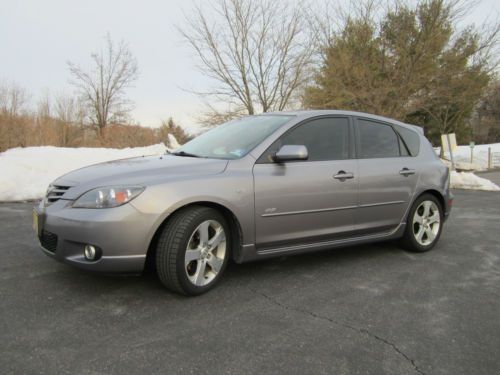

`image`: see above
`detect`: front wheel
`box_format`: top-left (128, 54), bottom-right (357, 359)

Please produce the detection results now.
top-left (401, 194), bottom-right (443, 252)
top-left (156, 206), bottom-right (230, 295)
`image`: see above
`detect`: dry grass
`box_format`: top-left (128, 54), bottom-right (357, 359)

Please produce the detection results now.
top-left (0, 113), bottom-right (186, 152)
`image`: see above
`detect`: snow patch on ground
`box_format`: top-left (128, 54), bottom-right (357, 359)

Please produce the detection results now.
top-left (0, 144), bottom-right (167, 201)
top-left (450, 171), bottom-right (500, 191)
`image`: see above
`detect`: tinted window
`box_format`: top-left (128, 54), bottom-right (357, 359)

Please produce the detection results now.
top-left (258, 117), bottom-right (349, 162)
top-left (357, 119), bottom-right (400, 158)
top-left (396, 125), bottom-right (420, 156)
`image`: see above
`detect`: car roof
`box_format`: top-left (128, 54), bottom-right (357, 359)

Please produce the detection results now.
top-left (261, 110), bottom-right (424, 134)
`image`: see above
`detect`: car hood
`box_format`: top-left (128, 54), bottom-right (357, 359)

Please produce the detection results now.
top-left (53, 155), bottom-right (228, 200)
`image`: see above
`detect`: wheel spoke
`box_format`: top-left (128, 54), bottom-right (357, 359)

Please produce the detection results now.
top-left (423, 201), bottom-right (431, 218)
top-left (207, 256), bottom-right (223, 273)
top-left (425, 227), bottom-right (436, 242)
top-left (185, 249), bottom-right (202, 263)
top-left (209, 228), bottom-right (226, 248)
top-left (428, 212), bottom-right (440, 224)
top-left (415, 226), bottom-right (425, 243)
top-left (413, 213), bottom-right (423, 224)
top-left (198, 221), bottom-right (210, 245)
top-left (194, 260), bottom-right (207, 285)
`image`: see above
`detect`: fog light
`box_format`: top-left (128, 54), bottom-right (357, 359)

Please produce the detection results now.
top-left (84, 245), bottom-right (97, 260)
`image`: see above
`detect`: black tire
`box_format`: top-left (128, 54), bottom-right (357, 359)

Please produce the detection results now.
top-left (156, 206), bottom-right (230, 296)
top-left (401, 193), bottom-right (443, 253)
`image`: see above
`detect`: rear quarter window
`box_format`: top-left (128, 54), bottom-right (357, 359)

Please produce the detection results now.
top-left (396, 126), bottom-right (420, 156)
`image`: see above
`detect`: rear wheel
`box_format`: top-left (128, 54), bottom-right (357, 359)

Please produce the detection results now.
top-left (401, 194), bottom-right (443, 252)
top-left (156, 206), bottom-right (230, 295)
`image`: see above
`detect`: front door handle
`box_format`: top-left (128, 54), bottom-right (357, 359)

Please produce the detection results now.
top-left (399, 168), bottom-right (416, 176)
top-left (333, 170), bottom-right (354, 180)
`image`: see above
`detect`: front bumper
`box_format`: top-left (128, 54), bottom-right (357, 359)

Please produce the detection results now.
top-left (34, 200), bottom-right (157, 273)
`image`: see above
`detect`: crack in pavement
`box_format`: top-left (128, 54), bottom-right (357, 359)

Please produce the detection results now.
top-left (250, 288), bottom-right (426, 375)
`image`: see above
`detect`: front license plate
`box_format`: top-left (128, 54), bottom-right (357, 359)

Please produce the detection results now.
top-left (33, 210), bottom-right (39, 234)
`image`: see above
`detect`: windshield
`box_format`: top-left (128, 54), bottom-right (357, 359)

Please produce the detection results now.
top-left (175, 115), bottom-right (294, 159)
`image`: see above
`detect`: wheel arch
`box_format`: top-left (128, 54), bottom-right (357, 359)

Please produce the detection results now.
top-left (402, 188), bottom-right (446, 226)
top-left (145, 201), bottom-right (244, 270)
top-left (417, 189), bottom-right (446, 212)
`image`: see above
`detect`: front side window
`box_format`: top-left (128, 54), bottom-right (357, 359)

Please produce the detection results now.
top-left (258, 117), bottom-right (350, 163)
top-left (175, 115), bottom-right (294, 160)
top-left (357, 119), bottom-right (400, 158)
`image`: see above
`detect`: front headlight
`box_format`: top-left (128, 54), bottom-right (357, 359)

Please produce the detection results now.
top-left (72, 186), bottom-right (145, 208)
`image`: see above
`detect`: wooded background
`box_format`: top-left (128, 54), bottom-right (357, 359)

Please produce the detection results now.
top-left (1, 0), bottom-right (498, 152)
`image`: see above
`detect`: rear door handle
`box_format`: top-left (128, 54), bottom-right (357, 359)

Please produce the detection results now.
top-left (333, 170), bottom-right (354, 180)
top-left (399, 168), bottom-right (416, 176)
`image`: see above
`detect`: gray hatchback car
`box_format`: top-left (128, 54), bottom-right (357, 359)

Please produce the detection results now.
top-left (34, 110), bottom-right (452, 295)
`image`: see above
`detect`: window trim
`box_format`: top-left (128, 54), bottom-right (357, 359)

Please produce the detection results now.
top-left (353, 117), bottom-right (412, 159)
top-left (255, 115), bottom-right (354, 164)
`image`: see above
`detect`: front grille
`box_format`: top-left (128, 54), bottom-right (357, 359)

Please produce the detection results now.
top-left (46, 185), bottom-right (71, 204)
top-left (39, 230), bottom-right (58, 253)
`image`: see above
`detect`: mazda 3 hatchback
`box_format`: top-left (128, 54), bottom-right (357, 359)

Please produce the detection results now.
top-left (34, 110), bottom-right (452, 295)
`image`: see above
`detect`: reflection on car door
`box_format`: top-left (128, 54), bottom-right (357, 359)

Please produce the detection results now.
top-left (253, 117), bottom-right (359, 250)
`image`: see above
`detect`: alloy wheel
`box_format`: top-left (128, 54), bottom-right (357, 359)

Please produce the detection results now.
top-left (412, 200), bottom-right (441, 246)
top-left (185, 220), bottom-right (226, 286)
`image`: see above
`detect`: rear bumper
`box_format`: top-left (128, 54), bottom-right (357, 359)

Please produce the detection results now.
top-left (34, 200), bottom-right (156, 273)
top-left (444, 191), bottom-right (453, 221)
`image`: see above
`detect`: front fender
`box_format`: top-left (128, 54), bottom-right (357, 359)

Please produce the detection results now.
top-left (130, 171), bottom-right (255, 250)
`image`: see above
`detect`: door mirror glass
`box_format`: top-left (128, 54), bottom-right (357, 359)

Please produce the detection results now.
top-left (273, 145), bottom-right (308, 162)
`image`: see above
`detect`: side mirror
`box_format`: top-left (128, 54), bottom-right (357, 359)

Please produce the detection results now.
top-left (273, 145), bottom-right (308, 163)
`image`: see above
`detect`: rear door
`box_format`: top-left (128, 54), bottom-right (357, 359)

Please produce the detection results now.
top-left (354, 118), bottom-right (419, 234)
top-left (253, 116), bottom-right (358, 249)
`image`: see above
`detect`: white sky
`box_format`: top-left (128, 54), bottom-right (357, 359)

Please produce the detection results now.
top-left (1, 0), bottom-right (498, 133)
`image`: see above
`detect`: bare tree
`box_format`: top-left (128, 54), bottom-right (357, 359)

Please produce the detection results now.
top-left (36, 90), bottom-right (52, 120)
top-left (68, 34), bottom-right (139, 135)
top-left (180, 0), bottom-right (315, 123)
top-left (54, 92), bottom-right (85, 125)
top-left (0, 81), bottom-right (31, 117)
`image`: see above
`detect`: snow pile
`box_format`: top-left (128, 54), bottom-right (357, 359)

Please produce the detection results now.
top-left (0, 144), bottom-right (167, 201)
top-left (450, 171), bottom-right (500, 191)
top-left (438, 143), bottom-right (500, 171)
top-left (167, 134), bottom-right (181, 150)
top-left (440, 158), bottom-right (484, 172)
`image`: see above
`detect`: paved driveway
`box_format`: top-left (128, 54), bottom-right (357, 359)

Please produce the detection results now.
top-left (1, 189), bottom-right (499, 375)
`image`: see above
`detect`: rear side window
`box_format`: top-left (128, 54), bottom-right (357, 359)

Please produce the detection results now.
top-left (396, 125), bottom-right (420, 156)
top-left (258, 117), bottom-right (350, 163)
top-left (357, 119), bottom-right (400, 158)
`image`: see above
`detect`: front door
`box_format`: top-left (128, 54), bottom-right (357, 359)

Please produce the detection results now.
top-left (253, 117), bottom-right (358, 249)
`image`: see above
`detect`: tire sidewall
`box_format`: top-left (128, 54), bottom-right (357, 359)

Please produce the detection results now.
top-left (176, 209), bottom-right (231, 295)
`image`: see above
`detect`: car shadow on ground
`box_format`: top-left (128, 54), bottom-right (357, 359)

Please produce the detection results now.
top-left (42, 240), bottom-right (409, 298)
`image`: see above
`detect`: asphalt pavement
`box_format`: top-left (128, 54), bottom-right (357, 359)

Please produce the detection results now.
top-left (1, 186), bottom-right (499, 375)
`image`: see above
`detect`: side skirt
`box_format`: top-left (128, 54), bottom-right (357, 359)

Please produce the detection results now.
top-left (236, 223), bottom-right (406, 263)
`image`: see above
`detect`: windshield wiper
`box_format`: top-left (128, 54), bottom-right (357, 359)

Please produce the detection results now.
top-left (171, 150), bottom-right (201, 158)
